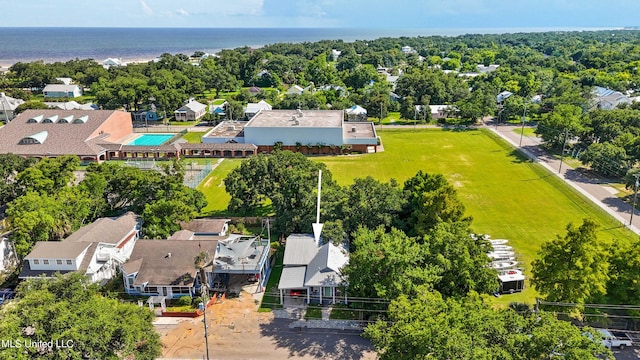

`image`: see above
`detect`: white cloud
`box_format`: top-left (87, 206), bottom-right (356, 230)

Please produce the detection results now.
top-left (176, 8), bottom-right (189, 16)
top-left (139, 0), bottom-right (153, 15)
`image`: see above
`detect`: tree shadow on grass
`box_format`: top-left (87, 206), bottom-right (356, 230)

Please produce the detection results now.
top-left (259, 318), bottom-right (375, 360)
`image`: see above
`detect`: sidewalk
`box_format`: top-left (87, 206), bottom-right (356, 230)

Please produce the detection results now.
top-left (487, 123), bottom-right (640, 236)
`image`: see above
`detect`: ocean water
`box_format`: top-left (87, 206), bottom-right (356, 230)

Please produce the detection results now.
top-left (0, 27), bottom-right (613, 65)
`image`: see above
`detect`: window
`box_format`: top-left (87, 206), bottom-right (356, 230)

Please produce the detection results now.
top-left (33, 259), bottom-right (40, 265)
top-left (43, 259), bottom-right (49, 265)
top-left (56, 260), bottom-right (62, 265)
top-left (66, 260), bottom-right (72, 265)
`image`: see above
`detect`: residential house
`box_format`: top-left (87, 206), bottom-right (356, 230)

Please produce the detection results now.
top-left (277, 234), bottom-right (348, 305)
top-left (174, 99), bottom-right (207, 121)
top-left (245, 100), bottom-right (272, 119)
top-left (45, 101), bottom-right (97, 111)
top-left (212, 235), bottom-right (271, 291)
top-left (497, 91), bottom-right (513, 103)
top-left (121, 240), bottom-right (217, 298)
top-left (594, 86), bottom-right (630, 110)
top-left (401, 45), bottom-right (415, 54)
top-left (345, 105), bottom-right (368, 122)
top-left (209, 101), bottom-right (228, 118)
top-left (103, 58), bottom-right (124, 69)
top-left (331, 49), bottom-right (342, 61)
top-left (55, 77), bottom-right (73, 85)
top-left (0, 92), bottom-right (25, 122)
top-left (133, 109), bottom-right (161, 122)
top-left (19, 212), bottom-right (140, 284)
top-left (181, 218), bottom-right (231, 237)
top-left (43, 84), bottom-right (82, 98)
top-left (287, 85), bottom-right (305, 95)
top-left (477, 64), bottom-right (500, 74)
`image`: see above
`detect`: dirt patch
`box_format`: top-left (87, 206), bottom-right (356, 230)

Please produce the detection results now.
top-left (157, 290), bottom-right (378, 360)
top-left (159, 291), bottom-right (272, 359)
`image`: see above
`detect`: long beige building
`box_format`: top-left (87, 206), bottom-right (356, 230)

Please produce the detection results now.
top-left (0, 109), bottom-right (133, 162)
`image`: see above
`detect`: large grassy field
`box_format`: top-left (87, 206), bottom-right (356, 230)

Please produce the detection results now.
top-left (199, 128), bottom-right (635, 304)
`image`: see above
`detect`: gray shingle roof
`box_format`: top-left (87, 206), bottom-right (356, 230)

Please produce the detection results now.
top-left (65, 212), bottom-right (138, 245)
top-left (25, 241), bottom-right (91, 259)
top-left (181, 219), bottom-right (230, 234)
top-left (124, 240), bottom-right (217, 286)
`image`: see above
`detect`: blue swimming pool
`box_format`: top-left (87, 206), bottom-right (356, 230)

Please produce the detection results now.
top-left (126, 134), bottom-right (174, 146)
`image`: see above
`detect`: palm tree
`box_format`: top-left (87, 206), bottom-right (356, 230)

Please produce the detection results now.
top-left (194, 251), bottom-right (212, 301)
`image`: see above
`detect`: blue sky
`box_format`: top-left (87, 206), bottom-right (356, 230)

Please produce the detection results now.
top-left (1, 0), bottom-right (639, 28)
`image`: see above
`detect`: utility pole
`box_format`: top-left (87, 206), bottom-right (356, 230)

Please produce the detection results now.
top-left (630, 174), bottom-right (640, 226)
top-left (558, 128), bottom-right (569, 174)
top-left (519, 100), bottom-right (528, 147)
top-left (200, 297), bottom-right (210, 360)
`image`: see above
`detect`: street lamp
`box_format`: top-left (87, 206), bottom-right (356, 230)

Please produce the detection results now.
top-left (630, 175), bottom-right (640, 226)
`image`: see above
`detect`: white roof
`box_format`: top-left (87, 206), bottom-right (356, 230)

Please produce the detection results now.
top-left (498, 270), bottom-right (525, 282)
top-left (0, 92), bottom-right (24, 111)
top-left (45, 101), bottom-right (96, 110)
top-left (176, 100), bottom-right (206, 113)
top-left (245, 100), bottom-right (272, 113)
top-left (43, 84), bottom-right (80, 93)
top-left (278, 266), bottom-right (307, 289)
top-left (287, 85), bottom-right (304, 94)
top-left (56, 77), bottom-right (73, 85)
top-left (346, 105), bottom-right (367, 115)
top-left (304, 243), bottom-right (348, 287)
top-left (103, 58), bottom-right (123, 66)
top-left (282, 234), bottom-right (318, 266)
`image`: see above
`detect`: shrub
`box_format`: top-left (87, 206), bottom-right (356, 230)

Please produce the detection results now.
top-left (192, 296), bottom-right (203, 308)
top-left (175, 296), bottom-right (192, 307)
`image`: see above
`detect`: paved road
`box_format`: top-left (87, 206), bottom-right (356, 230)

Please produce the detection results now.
top-left (487, 121), bottom-right (640, 236)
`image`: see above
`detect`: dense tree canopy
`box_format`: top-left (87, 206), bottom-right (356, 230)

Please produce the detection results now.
top-left (0, 273), bottom-right (161, 359)
top-left (365, 289), bottom-right (611, 360)
top-left (4, 157), bottom-right (206, 256)
top-left (531, 219), bottom-right (610, 304)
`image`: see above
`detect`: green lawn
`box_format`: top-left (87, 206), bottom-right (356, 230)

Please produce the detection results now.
top-left (197, 159), bottom-right (240, 216)
top-left (305, 306), bottom-right (322, 319)
top-left (181, 131), bottom-right (204, 143)
top-left (316, 128), bottom-right (635, 304)
top-left (512, 127), bottom-right (537, 138)
top-left (198, 128), bottom-right (635, 304)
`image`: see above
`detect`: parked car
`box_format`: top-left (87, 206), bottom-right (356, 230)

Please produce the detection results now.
top-left (0, 288), bottom-right (15, 306)
top-left (597, 329), bottom-right (633, 349)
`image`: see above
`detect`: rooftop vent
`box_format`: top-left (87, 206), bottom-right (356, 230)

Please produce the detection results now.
top-left (42, 115), bottom-right (58, 123)
top-left (166, 252), bottom-right (172, 258)
top-left (296, 108), bottom-right (304, 117)
top-left (27, 115), bottom-right (43, 123)
top-left (72, 115), bottom-right (88, 124)
top-left (58, 115), bottom-right (73, 123)
top-left (291, 115), bottom-right (297, 121)
top-left (351, 126), bottom-right (356, 133)
top-left (294, 120), bottom-right (300, 125)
